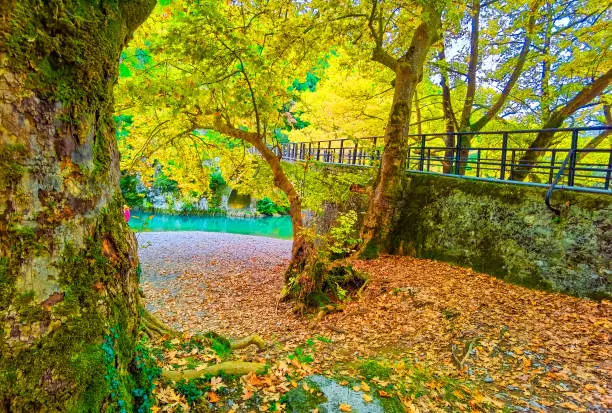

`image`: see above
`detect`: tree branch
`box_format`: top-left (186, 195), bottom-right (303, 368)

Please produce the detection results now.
top-left (471, 10), bottom-right (536, 132)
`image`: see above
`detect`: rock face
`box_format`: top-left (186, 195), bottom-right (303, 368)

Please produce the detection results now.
top-left (0, 0), bottom-right (155, 410)
top-left (126, 172), bottom-right (260, 215)
top-left (390, 172), bottom-right (612, 298)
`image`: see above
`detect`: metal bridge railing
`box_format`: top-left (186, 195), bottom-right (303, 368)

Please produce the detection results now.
top-left (275, 126), bottom-right (612, 193)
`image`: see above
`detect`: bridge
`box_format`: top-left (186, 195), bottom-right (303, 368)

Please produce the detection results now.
top-left (275, 126), bottom-right (612, 195)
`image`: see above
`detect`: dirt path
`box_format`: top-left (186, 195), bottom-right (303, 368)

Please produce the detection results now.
top-left (138, 232), bottom-right (611, 412)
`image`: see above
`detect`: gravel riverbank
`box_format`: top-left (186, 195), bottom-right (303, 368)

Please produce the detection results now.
top-left (137, 231), bottom-right (301, 338)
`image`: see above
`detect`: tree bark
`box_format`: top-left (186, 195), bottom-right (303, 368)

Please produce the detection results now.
top-left (510, 68), bottom-right (612, 181)
top-left (0, 0), bottom-right (154, 410)
top-left (360, 8), bottom-right (441, 257)
top-left (210, 119), bottom-right (309, 272)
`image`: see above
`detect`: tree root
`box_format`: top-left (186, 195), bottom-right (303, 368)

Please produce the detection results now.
top-left (162, 361), bottom-right (266, 381)
top-left (142, 310), bottom-right (177, 339)
top-left (230, 334), bottom-right (265, 350)
top-left (313, 303), bottom-right (344, 323)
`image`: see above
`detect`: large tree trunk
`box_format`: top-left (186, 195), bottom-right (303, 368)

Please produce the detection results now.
top-left (0, 0), bottom-right (154, 411)
top-left (360, 10), bottom-right (441, 257)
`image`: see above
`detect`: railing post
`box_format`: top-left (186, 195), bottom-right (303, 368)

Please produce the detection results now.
top-left (427, 148), bottom-right (431, 172)
top-left (476, 149), bottom-right (481, 177)
top-left (454, 133), bottom-right (462, 174)
top-left (510, 149), bottom-right (516, 178)
top-left (548, 150), bottom-right (556, 184)
top-left (605, 150), bottom-right (612, 190)
top-left (419, 134), bottom-right (426, 171)
top-left (327, 141), bottom-right (332, 162)
top-left (339, 139), bottom-right (344, 164)
top-left (407, 147), bottom-right (411, 169)
top-left (371, 137), bottom-right (377, 165)
top-left (500, 132), bottom-right (508, 180)
top-left (316, 141), bottom-right (321, 161)
top-left (567, 129), bottom-right (579, 187)
top-left (307, 142), bottom-right (312, 161)
top-left (352, 141), bottom-right (358, 165)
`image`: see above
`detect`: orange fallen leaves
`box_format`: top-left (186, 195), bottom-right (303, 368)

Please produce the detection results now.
top-left (338, 403), bottom-right (352, 412)
top-left (207, 391), bottom-right (220, 403)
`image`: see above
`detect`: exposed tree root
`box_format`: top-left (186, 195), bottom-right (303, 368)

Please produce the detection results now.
top-left (230, 334), bottom-right (266, 350)
top-left (313, 304), bottom-right (345, 323)
top-left (142, 310), bottom-right (177, 339)
top-left (324, 324), bottom-right (348, 335)
top-left (162, 362), bottom-right (266, 381)
top-left (283, 257), bottom-right (368, 311)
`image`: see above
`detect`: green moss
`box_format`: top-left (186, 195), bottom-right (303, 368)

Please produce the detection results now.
top-left (359, 239), bottom-right (380, 260)
top-left (0, 199), bottom-right (141, 411)
top-left (359, 360), bottom-right (392, 380)
top-left (388, 172), bottom-right (612, 298)
top-left (0, 144), bottom-right (27, 187)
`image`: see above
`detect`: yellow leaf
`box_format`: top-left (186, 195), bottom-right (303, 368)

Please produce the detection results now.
top-left (339, 403), bottom-right (352, 412)
top-left (360, 382), bottom-right (370, 392)
top-left (362, 394), bottom-right (373, 403)
top-left (352, 385), bottom-right (361, 392)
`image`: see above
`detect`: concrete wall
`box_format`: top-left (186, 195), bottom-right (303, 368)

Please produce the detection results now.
top-left (390, 172), bottom-right (611, 299)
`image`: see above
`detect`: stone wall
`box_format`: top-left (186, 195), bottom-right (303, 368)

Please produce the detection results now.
top-left (390, 172), bottom-right (611, 299)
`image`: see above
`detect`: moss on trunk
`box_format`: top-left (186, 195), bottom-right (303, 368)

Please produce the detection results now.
top-left (0, 0), bottom-right (155, 410)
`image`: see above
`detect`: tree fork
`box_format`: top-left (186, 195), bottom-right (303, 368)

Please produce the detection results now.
top-left (360, 6), bottom-right (442, 256)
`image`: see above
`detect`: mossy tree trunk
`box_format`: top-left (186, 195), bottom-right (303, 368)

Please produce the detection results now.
top-left (360, 7), bottom-right (441, 257)
top-left (0, 0), bottom-right (154, 411)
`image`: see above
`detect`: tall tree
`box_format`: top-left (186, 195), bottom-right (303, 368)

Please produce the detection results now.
top-left (359, 1), bottom-right (443, 256)
top-left (0, 0), bottom-right (154, 410)
top-left (115, 0), bottom-right (334, 298)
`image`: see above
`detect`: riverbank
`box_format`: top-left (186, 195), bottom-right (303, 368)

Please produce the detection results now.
top-left (138, 232), bottom-right (611, 411)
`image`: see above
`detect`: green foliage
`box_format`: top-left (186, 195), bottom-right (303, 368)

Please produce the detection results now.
top-left (328, 210), bottom-right (360, 257)
top-left (153, 171), bottom-right (179, 194)
top-left (288, 344), bottom-right (315, 365)
top-left (256, 197), bottom-right (289, 216)
top-left (209, 170), bottom-right (226, 191)
top-left (175, 380), bottom-right (204, 405)
top-left (132, 336), bottom-right (163, 413)
top-left (211, 338), bottom-right (232, 360)
top-left (120, 174), bottom-right (144, 207)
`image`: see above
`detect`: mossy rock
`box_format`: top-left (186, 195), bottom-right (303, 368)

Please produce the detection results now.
top-left (284, 375), bottom-right (404, 413)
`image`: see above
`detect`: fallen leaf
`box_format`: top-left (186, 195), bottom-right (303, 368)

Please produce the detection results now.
top-left (339, 403), bottom-right (352, 412)
top-left (362, 394), bottom-right (373, 403)
top-left (207, 391), bottom-right (220, 403)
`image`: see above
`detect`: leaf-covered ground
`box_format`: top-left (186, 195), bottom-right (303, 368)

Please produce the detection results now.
top-left (138, 232), bottom-right (611, 412)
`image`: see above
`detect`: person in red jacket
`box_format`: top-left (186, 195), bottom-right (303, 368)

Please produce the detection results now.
top-left (123, 204), bottom-right (131, 222)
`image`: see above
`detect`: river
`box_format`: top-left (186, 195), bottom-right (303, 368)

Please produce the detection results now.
top-left (128, 212), bottom-right (293, 239)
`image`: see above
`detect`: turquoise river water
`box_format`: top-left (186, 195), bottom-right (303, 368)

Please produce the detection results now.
top-left (128, 213), bottom-right (293, 239)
